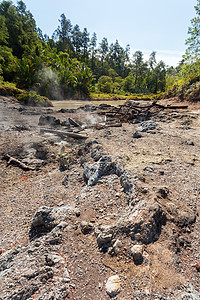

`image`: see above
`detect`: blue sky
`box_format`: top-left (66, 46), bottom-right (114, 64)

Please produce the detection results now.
top-left (12, 0), bottom-right (197, 66)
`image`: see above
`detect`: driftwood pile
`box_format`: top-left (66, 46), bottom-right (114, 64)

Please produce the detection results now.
top-left (98, 100), bottom-right (188, 124)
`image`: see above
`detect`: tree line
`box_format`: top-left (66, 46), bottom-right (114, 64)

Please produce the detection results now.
top-left (0, 0), bottom-right (199, 99)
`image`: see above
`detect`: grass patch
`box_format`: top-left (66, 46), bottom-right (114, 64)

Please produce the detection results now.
top-left (90, 92), bottom-right (156, 101)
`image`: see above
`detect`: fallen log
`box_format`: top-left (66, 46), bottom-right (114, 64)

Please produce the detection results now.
top-left (5, 155), bottom-right (35, 171)
top-left (95, 123), bottom-right (122, 130)
top-left (40, 128), bottom-right (88, 139)
top-left (162, 104), bottom-right (188, 109)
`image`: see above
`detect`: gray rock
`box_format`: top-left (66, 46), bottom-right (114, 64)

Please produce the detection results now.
top-left (30, 206), bottom-right (56, 238)
top-left (0, 240), bottom-right (69, 300)
top-left (136, 120), bottom-right (157, 132)
top-left (176, 284), bottom-right (200, 300)
top-left (29, 205), bottom-right (77, 238)
top-left (113, 239), bottom-right (122, 255)
top-left (130, 244), bottom-right (144, 264)
top-left (133, 131), bottom-right (142, 138)
top-left (38, 115), bottom-right (60, 127)
top-left (90, 145), bottom-right (105, 161)
top-left (96, 200), bottom-right (166, 250)
top-left (120, 170), bottom-right (135, 195)
top-left (97, 232), bottom-right (113, 245)
top-left (83, 155), bottom-right (113, 186)
top-left (116, 200), bottom-right (166, 244)
top-left (80, 221), bottom-right (94, 234)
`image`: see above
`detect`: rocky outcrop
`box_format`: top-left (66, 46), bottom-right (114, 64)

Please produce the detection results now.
top-left (96, 200), bottom-right (166, 252)
top-left (29, 205), bottom-right (79, 239)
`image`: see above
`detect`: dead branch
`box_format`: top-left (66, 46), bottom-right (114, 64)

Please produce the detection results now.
top-left (5, 155), bottom-right (35, 171)
top-left (95, 123), bottom-right (122, 130)
top-left (68, 117), bottom-right (81, 127)
top-left (40, 128), bottom-right (88, 139)
top-left (97, 100), bottom-right (188, 124)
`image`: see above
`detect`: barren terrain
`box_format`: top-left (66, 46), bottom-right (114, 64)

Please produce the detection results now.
top-left (0, 96), bottom-right (199, 299)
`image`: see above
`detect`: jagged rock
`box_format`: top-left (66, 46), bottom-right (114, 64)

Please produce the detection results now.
top-left (90, 144), bottom-right (105, 161)
top-left (130, 244), bottom-right (144, 264)
top-left (176, 284), bottom-right (200, 300)
top-left (116, 200), bottom-right (166, 244)
top-left (157, 187), bottom-right (169, 199)
top-left (96, 201), bottom-right (166, 251)
top-left (112, 239), bottom-right (122, 255)
top-left (83, 155), bottom-right (113, 186)
top-left (176, 210), bottom-right (196, 228)
top-left (120, 170), bottom-right (135, 195)
top-left (80, 221), bottom-right (94, 234)
top-left (97, 232), bottom-right (113, 246)
top-left (29, 205), bottom-right (78, 238)
top-left (38, 115), bottom-right (60, 127)
top-left (0, 241), bottom-right (69, 300)
top-left (165, 203), bottom-right (197, 228)
top-left (106, 275), bottom-right (121, 297)
top-left (30, 206), bottom-right (56, 238)
top-left (133, 131), bottom-right (142, 138)
top-left (136, 120), bottom-right (157, 132)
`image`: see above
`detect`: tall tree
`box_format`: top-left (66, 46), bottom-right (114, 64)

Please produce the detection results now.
top-left (99, 37), bottom-right (108, 71)
top-left (131, 51), bottom-right (147, 91)
top-left (89, 32), bottom-right (97, 71)
top-left (81, 28), bottom-right (90, 62)
top-left (147, 52), bottom-right (166, 93)
top-left (0, 0), bottom-right (40, 58)
top-left (54, 13), bottom-right (72, 53)
top-left (185, 0), bottom-right (200, 60)
top-left (71, 24), bottom-right (82, 55)
top-left (17, 0), bottom-right (26, 14)
top-left (148, 51), bottom-right (157, 69)
top-left (0, 15), bottom-right (9, 45)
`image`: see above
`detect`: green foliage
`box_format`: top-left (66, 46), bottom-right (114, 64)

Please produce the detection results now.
top-left (17, 91), bottom-right (53, 106)
top-left (0, 14), bottom-right (9, 45)
top-left (164, 2), bottom-right (200, 101)
top-left (0, 82), bottom-right (23, 96)
top-left (164, 74), bottom-right (200, 102)
top-left (0, 45), bottom-right (15, 81)
top-left (91, 91), bottom-right (155, 100)
top-left (0, 82), bottom-right (53, 106)
top-left (97, 76), bottom-right (113, 93)
top-left (0, 0), bottom-right (40, 58)
top-left (185, 0), bottom-right (200, 61)
top-left (122, 72), bottom-right (134, 92)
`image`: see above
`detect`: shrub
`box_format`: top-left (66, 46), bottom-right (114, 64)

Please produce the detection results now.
top-left (17, 91), bottom-right (53, 107)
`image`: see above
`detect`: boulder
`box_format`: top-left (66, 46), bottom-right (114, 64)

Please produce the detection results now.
top-left (96, 200), bottom-right (166, 250)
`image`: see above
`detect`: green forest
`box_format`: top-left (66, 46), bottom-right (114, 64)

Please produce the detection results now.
top-left (0, 0), bottom-right (200, 103)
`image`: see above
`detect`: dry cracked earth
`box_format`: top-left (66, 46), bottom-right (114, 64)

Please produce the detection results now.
top-left (0, 96), bottom-right (200, 300)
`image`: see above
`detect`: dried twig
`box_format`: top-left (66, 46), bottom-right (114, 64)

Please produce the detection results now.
top-left (5, 154), bottom-right (35, 171)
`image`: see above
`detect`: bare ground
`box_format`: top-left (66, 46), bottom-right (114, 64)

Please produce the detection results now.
top-left (0, 96), bottom-right (200, 299)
